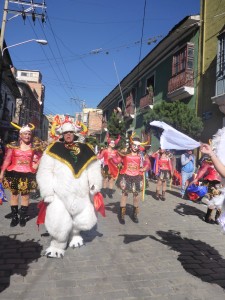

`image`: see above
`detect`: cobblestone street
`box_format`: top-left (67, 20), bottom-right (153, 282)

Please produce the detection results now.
top-left (0, 181), bottom-right (225, 300)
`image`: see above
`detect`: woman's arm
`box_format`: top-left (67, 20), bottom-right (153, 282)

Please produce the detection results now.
top-left (0, 148), bottom-right (12, 182)
top-left (200, 143), bottom-right (225, 178)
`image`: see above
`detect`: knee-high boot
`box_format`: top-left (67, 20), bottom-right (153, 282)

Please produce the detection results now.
top-left (108, 188), bottom-right (114, 199)
top-left (132, 206), bottom-right (139, 223)
top-left (20, 206), bottom-right (29, 227)
top-left (205, 208), bottom-right (213, 223)
top-left (10, 205), bottom-right (19, 227)
top-left (118, 207), bottom-right (126, 225)
top-left (215, 209), bottom-right (222, 225)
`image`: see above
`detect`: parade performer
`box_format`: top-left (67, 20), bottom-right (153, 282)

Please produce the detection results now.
top-left (0, 123), bottom-right (42, 227)
top-left (189, 155), bottom-right (222, 223)
top-left (115, 133), bottom-right (150, 224)
top-left (97, 133), bottom-right (120, 198)
top-left (151, 148), bottom-right (173, 201)
top-left (36, 120), bottom-right (103, 258)
top-left (199, 128), bottom-right (225, 228)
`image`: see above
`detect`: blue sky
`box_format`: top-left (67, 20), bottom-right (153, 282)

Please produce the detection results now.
top-left (0, 0), bottom-right (200, 116)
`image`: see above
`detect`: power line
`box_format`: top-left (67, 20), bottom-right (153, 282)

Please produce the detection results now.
top-left (44, 13), bottom-right (79, 99)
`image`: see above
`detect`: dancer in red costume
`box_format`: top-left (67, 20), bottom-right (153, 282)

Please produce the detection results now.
top-left (189, 155), bottom-right (222, 224)
top-left (115, 134), bottom-right (150, 224)
top-left (0, 123), bottom-right (42, 227)
top-left (97, 133), bottom-right (120, 198)
top-left (151, 148), bottom-right (173, 201)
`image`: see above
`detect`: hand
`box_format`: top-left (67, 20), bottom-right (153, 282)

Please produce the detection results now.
top-left (90, 184), bottom-right (100, 195)
top-left (44, 195), bottom-right (54, 203)
top-left (189, 179), bottom-right (197, 186)
top-left (200, 143), bottom-right (213, 156)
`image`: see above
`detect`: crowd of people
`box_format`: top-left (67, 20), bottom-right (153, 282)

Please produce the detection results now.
top-left (0, 117), bottom-right (225, 258)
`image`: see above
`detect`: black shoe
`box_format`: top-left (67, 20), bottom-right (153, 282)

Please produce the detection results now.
top-left (10, 216), bottom-right (19, 227)
top-left (118, 216), bottom-right (125, 225)
top-left (132, 216), bottom-right (139, 223)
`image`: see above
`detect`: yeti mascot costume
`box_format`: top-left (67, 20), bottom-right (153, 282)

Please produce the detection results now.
top-left (36, 120), bottom-right (103, 258)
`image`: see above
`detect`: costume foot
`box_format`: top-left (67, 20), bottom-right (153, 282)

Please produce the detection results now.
top-left (69, 236), bottom-right (84, 248)
top-left (45, 246), bottom-right (65, 258)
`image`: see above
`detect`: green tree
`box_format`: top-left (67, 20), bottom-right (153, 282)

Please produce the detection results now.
top-left (144, 101), bottom-right (203, 139)
top-left (107, 112), bottom-right (126, 148)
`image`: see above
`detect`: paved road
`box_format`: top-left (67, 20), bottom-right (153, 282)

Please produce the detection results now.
top-left (0, 182), bottom-right (225, 300)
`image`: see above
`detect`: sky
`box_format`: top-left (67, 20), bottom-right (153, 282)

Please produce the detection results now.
top-left (0, 0), bottom-right (200, 117)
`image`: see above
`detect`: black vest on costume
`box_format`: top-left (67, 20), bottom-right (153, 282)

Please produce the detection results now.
top-left (46, 142), bottom-right (97, 178)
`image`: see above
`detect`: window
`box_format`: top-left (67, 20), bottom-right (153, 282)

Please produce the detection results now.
top-left (172, 43), bottom-right (194, 76)
top-left (104, 110), bottom-right (109, 121)
top-left (216, 31), bottom-right (225, 96)
top-left (218, 33), bottom-right (225, 77)
top-left (21, 72), bottom-right (28, 77)
top-left (146, 76), bottom-right (154, 95)
top-left (118, 100), bottom-right (123, 111)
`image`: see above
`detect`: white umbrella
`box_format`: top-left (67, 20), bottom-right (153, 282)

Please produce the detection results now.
top-left (150, 120), bottom-right (200, 150)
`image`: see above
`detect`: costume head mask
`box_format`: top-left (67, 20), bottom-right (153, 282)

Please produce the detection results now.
top-left (11, 122), bottom-right (35, 134)
top-left (61, 122), bottom-right (76, 134)
top-left (129, 132), bottom-right (148, 152)
top-left (106, 133), bottom-right (121, 148)
top-left (56, 116), bottom-right (88, 143)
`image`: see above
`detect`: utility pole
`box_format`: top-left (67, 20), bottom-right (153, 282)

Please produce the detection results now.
top-left (0, 0), bottom-right (47, 51)
top-left (70, 97), bottom-right (87, 122)
top-left (0, 0), bottom-right (9, 52)
top-left (0, 0), bottom-right (47, 108)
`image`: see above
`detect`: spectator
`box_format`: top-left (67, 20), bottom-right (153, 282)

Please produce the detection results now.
top-left (180, 149), bottom-right (196, 198)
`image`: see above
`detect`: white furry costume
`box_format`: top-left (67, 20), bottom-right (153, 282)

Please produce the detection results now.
top-left (207, 127), bottom-right (225, 228)
top-left (36, 141), bottom-right (102, 258)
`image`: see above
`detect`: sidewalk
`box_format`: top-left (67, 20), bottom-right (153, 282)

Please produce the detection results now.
top-left (0, 182), bottom-right (225, 300)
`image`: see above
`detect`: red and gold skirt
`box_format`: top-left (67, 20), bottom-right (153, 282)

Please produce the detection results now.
top-left (3, 171), bottom-right (37, 195)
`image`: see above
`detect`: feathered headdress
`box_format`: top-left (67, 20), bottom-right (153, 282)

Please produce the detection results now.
top-left (211, 127), bottom-right (225, 166)
top-left (49, 115), bottom-right (88, 140)
top-left (49, 115), bottom-right (62, 140)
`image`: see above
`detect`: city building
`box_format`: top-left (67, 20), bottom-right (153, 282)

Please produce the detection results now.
top-left (197, 0), bottom-right (225, 141)
top-left (0, 46), bottom-right (21, 142)
top-left (97, 15), bottom-right (200, 150)
top-left (16, 69), bottom-right (45, 139)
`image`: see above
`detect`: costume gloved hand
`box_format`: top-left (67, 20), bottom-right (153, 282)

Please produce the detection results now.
top-left (90, 184), bottom-right (100, 195)
top-left (44, 195), bottom-right (54, 203)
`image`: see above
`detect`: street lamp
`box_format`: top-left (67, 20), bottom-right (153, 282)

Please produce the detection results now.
top-left (1, 39), bottom-right (48, 57)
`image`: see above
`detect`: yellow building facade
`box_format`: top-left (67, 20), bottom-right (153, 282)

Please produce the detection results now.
top-left (198, 0), bottom-right (225, 141)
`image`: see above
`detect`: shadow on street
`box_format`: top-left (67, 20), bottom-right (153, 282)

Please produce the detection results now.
top-left (174, 202), bottom-right (206, 221)
top-left (119, 234), bottom-right (150, 244)
top-left (149, 230), bottom-right (225, 289)
top-left (0, 235), bottom-right (42, 293)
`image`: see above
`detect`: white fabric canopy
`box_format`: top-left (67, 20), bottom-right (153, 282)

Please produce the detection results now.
top-left (150, 120), bottom-right (200, 150)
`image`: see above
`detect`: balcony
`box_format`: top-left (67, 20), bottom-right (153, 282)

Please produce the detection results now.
top-left (211, 93), bottom-right (225, 114)
top-left (139, 94), bottom-right (153, 109)
top-left (167, 69), bottom-right (194, 101)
